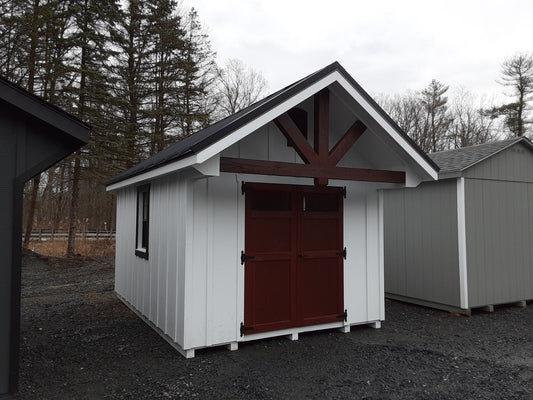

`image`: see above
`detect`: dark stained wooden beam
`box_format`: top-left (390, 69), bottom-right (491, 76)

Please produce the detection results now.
top-left (314, 88), bottom-right (329, 162)
top-left (327, 120), bottom-right (367, 166)
top-left (314, 89), bottom-right (330, 185)
top-left (220, 157), bottom-right (406, 184)
top-left (274, 114), bottom-right (319, 165)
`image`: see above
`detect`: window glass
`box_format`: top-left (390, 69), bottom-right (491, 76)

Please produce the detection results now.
top-left (135, 185), bottom-right (150, 259)
top-left (250, 190), bottom-right (292, 211)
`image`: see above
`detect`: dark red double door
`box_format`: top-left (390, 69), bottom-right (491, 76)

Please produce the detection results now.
top-left (243, 183), bottom-right (344, 335)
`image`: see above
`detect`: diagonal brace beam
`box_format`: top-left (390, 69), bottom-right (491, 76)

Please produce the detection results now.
top-left (274, 113), bottom-right (319, 165)
top-left (327, 120), bottom-right (367, 166)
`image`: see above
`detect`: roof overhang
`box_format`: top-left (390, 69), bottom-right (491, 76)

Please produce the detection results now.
top-left (0, 77), bottom-right (90, 144)
top-left (107, 63), bottom-right (438, 191)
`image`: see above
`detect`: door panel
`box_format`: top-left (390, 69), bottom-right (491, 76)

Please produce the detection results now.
top-left (244, 183), bottom-right (343, 335)
top-left (300, 217), bottom-right (340, 251)
top-left (297, 257), bottom-right (341, 323)
top-left (245, 259), bottom-right (293, 332)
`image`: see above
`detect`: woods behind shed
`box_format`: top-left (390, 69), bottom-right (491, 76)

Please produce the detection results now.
top-left (384, 137), bottom-right (533, 314)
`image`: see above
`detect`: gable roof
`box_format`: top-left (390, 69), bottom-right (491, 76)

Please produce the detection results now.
top-left (107, 61), bottom-right (439, 189)
top-left (429, 137), bottom-right (533, 178)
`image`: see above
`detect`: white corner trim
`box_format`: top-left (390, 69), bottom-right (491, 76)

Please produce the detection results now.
top-left (456, 177), bottom-right (469, 309)
top-left (106, 154), bottom-right (199, 191)
top-left (378, 189), bottom-right (385, 320)
top-left (334, 73), bottom-right (439, 181)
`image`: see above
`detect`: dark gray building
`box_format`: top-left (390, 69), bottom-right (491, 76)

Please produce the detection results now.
top-left (0, 76), bottom-right (89, 395)
top-left (384, 137), bottom-right (533, 314)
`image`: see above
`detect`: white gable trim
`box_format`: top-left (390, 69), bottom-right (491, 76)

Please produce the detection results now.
top-left (108, 69), bottom-right (438, 191)
top-left (333, 72), bottom-right (438, 181)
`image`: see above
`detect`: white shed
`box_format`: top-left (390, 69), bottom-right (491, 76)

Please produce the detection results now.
top-left (106, 62), bottom-right (438, 357)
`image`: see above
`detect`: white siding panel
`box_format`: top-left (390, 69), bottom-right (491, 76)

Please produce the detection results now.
top-left (343, 183), bottom-right (368, 324)
top-left (175, 178), bottom-right (189, 345)
top-left (207, 175), bottom-right (240, 345)
top-left (365, 190), bottom-right (381, 321)
top-left (267, 122), bottom-right (298, 163)
top-left (185, 179), bottom-right (208, 349)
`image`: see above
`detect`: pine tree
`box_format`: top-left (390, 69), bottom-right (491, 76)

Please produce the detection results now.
top-left (498, 53), bottom-right (533, 137)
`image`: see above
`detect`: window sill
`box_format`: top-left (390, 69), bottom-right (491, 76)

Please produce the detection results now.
top-left (135, 248), bottom-right (149, 260)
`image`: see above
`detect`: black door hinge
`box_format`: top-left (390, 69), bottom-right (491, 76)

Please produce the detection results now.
top-left (342, 186), bottom-right (346, 198)
top-left (240, 322), bottom-right (254, 337)
top-left (241, 181), bottom-right (247, 195)
top-left (337, 309), bottom-right (347, 322)
top-left (336, 247), bottom-right (346, 259)
top-left (241, 250), bottom-right (255, 265)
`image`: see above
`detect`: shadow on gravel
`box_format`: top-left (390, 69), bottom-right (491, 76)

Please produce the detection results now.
top-left (17, 251), bottom-right (533, 399)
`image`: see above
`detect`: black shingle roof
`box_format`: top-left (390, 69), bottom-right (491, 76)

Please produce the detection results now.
top-left (107, 61), bottom-right (438, 186)
top-left (429, 137), bottom-right (533, 174)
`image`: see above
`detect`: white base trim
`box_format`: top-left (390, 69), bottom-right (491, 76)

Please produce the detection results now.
top-left (241, 320), bottom-right (381, 342)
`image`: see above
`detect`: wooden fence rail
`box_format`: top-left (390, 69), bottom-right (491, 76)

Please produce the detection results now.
top-left (23, 229), bottom-right (116, 241)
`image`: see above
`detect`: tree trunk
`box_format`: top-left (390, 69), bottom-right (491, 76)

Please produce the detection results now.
top-left (22, 174), bottom-right (41, 248)
top-left (66, 154), bottom-right (81, 257)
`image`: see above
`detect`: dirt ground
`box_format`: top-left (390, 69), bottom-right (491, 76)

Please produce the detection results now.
top-left (15, 251), bottom-right (533, 399)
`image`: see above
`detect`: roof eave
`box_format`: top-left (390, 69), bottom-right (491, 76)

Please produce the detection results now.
top-left (0, 77), bottom-right (90, 144)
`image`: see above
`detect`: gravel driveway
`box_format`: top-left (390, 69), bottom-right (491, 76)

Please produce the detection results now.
top-left (16, 252), bottom-right (533, 399)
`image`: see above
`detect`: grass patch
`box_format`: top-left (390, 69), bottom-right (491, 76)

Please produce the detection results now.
top-left (27, 240), bottom-right (115, 258)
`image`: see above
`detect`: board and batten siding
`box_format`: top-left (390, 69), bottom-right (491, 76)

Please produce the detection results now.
top-left (115, 173), bottom-right (189, 347)
top-left (383, 180), bottom-right (461, 307)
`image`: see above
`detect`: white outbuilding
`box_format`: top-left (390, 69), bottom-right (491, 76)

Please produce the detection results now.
top-left (106, 62), bottom-right (438, 357)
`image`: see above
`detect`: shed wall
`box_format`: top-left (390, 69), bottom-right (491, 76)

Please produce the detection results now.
top-left (181, 172), bottom-right (387, 350)
top-left (464, 142), bottom-right (533, 182)
top-left (465, 178), bottom-right (533, 307)
top-left (114, 174), bottom-right (188, 346)
top-left (383, 180), bottom-right (461, 307)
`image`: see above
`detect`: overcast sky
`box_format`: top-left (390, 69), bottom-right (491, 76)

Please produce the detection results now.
top-left (184, 0), bottom-right (532, 103)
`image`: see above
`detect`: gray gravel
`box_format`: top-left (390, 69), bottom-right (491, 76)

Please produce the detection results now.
top-left (17, 252), bottom-right (533, 399)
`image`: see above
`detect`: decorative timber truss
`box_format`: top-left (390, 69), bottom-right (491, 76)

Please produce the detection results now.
top-left (219, 88), bottom-right (406, 186)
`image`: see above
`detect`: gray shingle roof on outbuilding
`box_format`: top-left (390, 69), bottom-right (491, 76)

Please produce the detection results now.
top-left (428, 137), bottom-right (533, 176)
top-left (107, 61), bottom-right (439, 186)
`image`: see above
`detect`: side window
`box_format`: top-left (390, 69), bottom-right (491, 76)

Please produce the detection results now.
top-left (135, 184), bottom-right (150, 259)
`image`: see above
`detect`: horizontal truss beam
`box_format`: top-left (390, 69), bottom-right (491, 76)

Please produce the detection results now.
top-left (220, 157), bottom-right (405, 183)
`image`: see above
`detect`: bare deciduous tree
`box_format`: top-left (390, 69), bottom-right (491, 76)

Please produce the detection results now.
top-left (449, 89), bottom-right (496, 148)
top-left (216, 59), bottom-right (268, 118)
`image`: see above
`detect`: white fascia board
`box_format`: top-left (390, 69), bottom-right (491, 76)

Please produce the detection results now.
top-left (106, 154), bottom-right (199, 191)
top-left (334, 72), bottom-right (439, 181)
